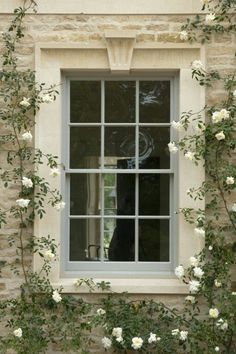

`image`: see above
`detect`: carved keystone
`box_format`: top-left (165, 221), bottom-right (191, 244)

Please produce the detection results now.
top-left (105, 30), bottom-right (136, 73)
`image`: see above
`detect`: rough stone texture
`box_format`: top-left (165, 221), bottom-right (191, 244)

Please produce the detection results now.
top-left (0, 11), bottom-right (235, 353)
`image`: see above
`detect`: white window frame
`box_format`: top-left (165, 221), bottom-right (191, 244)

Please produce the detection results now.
top-left (34, 40), bottom-right (205, 293)
top-left (63, 76), bottom-right (178, 274)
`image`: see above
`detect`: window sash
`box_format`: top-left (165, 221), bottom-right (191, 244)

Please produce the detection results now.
top-left (63, 75), bottom-right (178, 273)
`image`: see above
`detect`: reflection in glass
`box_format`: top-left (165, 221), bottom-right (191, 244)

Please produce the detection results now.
top-left (139, 127), bottom-right (170, 169)
top-left (105, 219), bottom-right (135, 261)
top-left (139, 81), bottom-right (170, 123)
top-left (105, 127), bottom-right (135, 168)
top-left (104, 174), bottom-right (135, 215)
top-left (105, 81), bottom-right (135, 123)
top-left (70, 127), bottom-right (101, 168)
top-left (139, 219), bottom-right (169, 261)
top-left (70, 174), bottom-right (100, 215)
top-left (70, 219), bottom-right (100, 261)
top-left (70, 81), bottom-right (101, 123)
top-left (139, 174), bottom-right (169, 215)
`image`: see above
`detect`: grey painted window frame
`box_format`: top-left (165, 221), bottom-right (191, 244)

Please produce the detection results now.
top-left (61, 74), bottom-right (179, 276)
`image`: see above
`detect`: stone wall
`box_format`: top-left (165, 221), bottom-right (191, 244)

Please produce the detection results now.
top-left (0, 10), bottom-right (235, 353)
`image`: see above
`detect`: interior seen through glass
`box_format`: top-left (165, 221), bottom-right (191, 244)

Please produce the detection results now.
top-left (69, 80), bottom-right (171, 263)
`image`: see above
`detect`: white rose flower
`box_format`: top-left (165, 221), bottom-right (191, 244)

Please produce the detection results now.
top-left (101, 337), bottom-right (112, 349)
top-left (175, 265), bottom-right (184, 279)
top-left (212, 109), bottom-right (230, 123)
top-left (189, 256), bottom-right (199, 267)
top-left (215, 131), bottom-right (225, 141)
top-left (191, 60), bottom-right (204, 71)
top-left (112, 327), bottom-right (123, 338)
top-left (215, 346), bottom-right (220, 352)
top-left (171, 329), bottom-right (179, 336)
top-left (168, 142), bottom-right (178, 153)
top-left (231, 203), bottom-right (236, 212)
top-left (232, 292), bottom-right (236, 295)
top-left (16, 198), bottom-right (30, 208)
top-left (13, 328), bottom-right (22, 338)
top-left (116, 336), bottom-right (123, 343)
top-left (233, 90), bottom-right (236, 98)
top-left (44, 249), bottom-right (55, 261)
top-left (185, 295), bottom-right (195, 304)
top-left (208, 245), bottom-right (213, 251)
top-left (184, 151), bottom-right (195, 161)
top-left (220, 109), bottom-right (230, 119)
top-left (42, 93), bottom-right (54, 104)
top-left (226, 176), bottom-right (234, 185)
top-left (194, 227), bottom-right (205, 237)
top-left (131, 337), bottom-right (143, 350)
top-left (212, 111), bottom-right (222, 124)
top-left (193, 267), bottom-right (204, 279)
top-left (54, 201), bottom-right (66, 211)
top-left (22, 177), bottom-right (33, 188)
top-left (214, 279), bottom-right (222, 288)
top-left (148, 332), bottom-right (157, 344)
top-left (50, 167), bottom-right (60, 177)
top-left (205, 13), bottom-right (216, 24)
top-left (19, 97), bottom-right (30, 107)
top-left (180, 331), bottom-right (188, 341)
top-left (171, 120), bottom-right (184, 132)
top-left (216, 318), bottom-right (228, 331)
top-left (52, 290), bottom-right (62, 303)
top-left (179, 30), bottom-right (188, 41)
top-left (21, 131), bottom-right (33, 142)
top-left (209, 308), bottom-right (219, 319)
top-left (97, 308), bottom-right (106, 316)
top-left (157, 337), bottom-right (161, 341)
top-left (189, 280), bottom-right (200, 293)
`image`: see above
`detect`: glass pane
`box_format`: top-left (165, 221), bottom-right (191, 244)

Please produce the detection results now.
top-left (70, 127), bottom-right (101, 168)
top-left (70, 219), bottom-right (101, 261)
top-left (104, 218), bottom-right (135, 261)
top-left (105, 127), bottom-right (135, 168)
top-left (139, 219), bottom-right (169, 261)
top-left (139, 174), bottom-right (169, 215)
top-left (105, 81), bottom-right (135, 123)
top-left (70, 81), bottom-right (101, 123)
top-left (104, 174), bottom-right (135, 215)
top-left (70, 174), bottom-right (101, 215)
top-left (139, 127), bottom-right (170, 169)
top-left (139, 81), bottom-right (170, 123)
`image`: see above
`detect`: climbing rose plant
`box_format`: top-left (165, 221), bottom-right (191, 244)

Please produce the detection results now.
top-left (0, 0), bottom-right (236, 353)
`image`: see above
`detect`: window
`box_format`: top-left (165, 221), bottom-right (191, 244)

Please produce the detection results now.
top-left (35, 41), bottom-right (204, 292)
top-left (64, 77), bottom-right (178, 274)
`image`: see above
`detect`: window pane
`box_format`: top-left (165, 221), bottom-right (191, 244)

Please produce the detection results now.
top-left (70, 174), bottom-right (101, 215)
top-left (139, 219), bottom-right (169, 261)
top-left (105, 81), bottom-right (135, 123)
top-left (104, 174), bottom-right (135, 215)
top-left (139, 127), bottom-right (170, 169)
top-left (139, 81), bottom-right (170, 123)
top-left (139, 174), bottom-right (169, 215)
top-left (105, 127), bottom-right (135, 168)
top-left (70, 219), bottom-right (101, 261)
top-left (70, 127), bottom-right (101, 168)
top-left (104, 218), bottom-right (135, 261)
top-left (70, 81), bottom-right (101, 123)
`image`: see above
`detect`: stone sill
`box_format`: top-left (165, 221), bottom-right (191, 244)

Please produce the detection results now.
top-left (52, 278), bottom-right (189, 294)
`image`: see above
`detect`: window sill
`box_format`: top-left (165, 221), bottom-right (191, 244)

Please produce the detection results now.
top-left (52, 277), bottom-right (189, 294)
